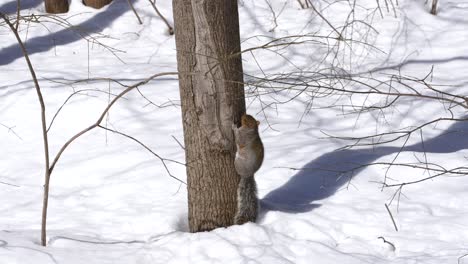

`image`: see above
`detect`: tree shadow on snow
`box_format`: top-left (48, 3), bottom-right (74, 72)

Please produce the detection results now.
top-left (261, 119), bottom-right (468, 213)
top-left (0, 0), bottom-right (41, 15)
top-left (0, 1), bottom-right (128, 66)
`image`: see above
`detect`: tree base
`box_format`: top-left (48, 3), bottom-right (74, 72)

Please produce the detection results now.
top-left (45, 0), bottom-right (69, 14)
top-left (83, 0), bottom-right (113, 9)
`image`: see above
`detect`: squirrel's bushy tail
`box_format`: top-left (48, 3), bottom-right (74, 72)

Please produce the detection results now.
top-left (234, 176), bottom-right (258, 225)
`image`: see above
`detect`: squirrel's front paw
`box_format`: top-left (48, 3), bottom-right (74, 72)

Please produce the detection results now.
top-left (232, 123), bottom-right (237, 130)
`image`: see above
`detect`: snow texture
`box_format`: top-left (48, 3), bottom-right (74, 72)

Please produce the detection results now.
top-left (1, 0), bottom-right (468, 263)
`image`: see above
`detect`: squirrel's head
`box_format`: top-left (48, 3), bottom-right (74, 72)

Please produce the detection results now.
top-left (241, 114), bottom-right (260, 129)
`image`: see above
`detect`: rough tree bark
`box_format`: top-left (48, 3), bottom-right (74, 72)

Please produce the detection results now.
top-left (83, 0), bottom-right (113, 9)
top-left (44, 0), bottom-right (69, 14)
top-left (430, 0), bottom-right (438, 15)
top-left (172, 0), bottom-right (246, 232)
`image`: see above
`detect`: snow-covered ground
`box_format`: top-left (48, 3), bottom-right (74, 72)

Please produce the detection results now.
top-left (1, 0), bottom-right (468, 263)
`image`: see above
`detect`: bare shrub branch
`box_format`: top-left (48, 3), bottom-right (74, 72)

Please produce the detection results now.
top-left (2, 11), bottom-right (181, 245)
top-left (0, 11), bottom-right (51, 247)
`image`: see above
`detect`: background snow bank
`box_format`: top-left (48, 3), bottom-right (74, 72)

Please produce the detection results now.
top-left (1, 0), bottom-right (468, 263)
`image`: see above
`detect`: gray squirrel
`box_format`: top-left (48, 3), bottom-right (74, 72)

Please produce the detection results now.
top-left (232, 114), bottom-right (264, 224)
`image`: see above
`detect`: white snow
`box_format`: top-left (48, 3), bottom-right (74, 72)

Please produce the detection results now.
top-left (1, 0), bottom-right (468, 263)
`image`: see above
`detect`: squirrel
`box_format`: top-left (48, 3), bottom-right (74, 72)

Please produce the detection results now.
top-left (232, 114), bottom-right (264, 225)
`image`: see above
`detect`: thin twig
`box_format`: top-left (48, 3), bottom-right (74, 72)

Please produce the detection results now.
top-left (126, 0), bottom-right (143, 25)
top-left (459, 253), bottom-right (468, 264)
top-left (48, 71), bottom-right (178, 174)
top-left (385, 203), bottom-right (398, 231)
top-left (296, 0), bottom-right (305, 9)
top-left (15, 0), bottom-right (20, 30)
top-left (148, 0), bottom-right (174, 35)
top-left (98, 125), bottom-right (186, 184)
top-left (46, 88), bottom-right (121, 132)
top-left (1, 123), bottom-right (23, 140)
top-left (376, 0), bottom-right (384, 18)
top-left (0, 180), bottom-right (20, 187)
top-left (308, 1), bottom-right (344, 40)
top-left (172, 135), bottom-right (185, 150)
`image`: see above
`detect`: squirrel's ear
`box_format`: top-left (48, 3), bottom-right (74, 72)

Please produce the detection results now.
top-left (257, 121), bottom-right (260, 125)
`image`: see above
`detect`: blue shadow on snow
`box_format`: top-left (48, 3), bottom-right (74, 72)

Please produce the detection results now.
top-left (262, 119), bottom-right (468, 213)
top-left (0, 0), bottom-right (128, 66)
top-left (0, 0), bottom-right (41, 15)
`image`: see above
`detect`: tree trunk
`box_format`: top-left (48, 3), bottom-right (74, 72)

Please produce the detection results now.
top-left (172, 0), bottom-right (246, 232)
top-left (83, 0), bottom-right (112, 9)
top-left (430, 0), bottom-right (438, 15)
top-left (44, 0), bottom-right (69, 14)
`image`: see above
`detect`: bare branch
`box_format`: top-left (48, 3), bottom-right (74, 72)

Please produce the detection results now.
top-left (0, 11), bottom-right (51, 247)
top-left (385, 203), bottom-right (398, 231)
top-left (98, 125), bottom-right (186, 184)
top-left (49, 71), bottom-right (178, 174)
top-left (127, 0), bottom-right (143, 25)
top-left (148, 0), bottom-right (174, 35)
